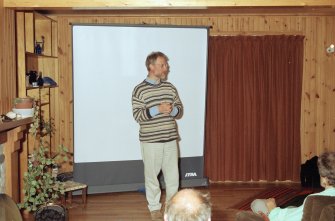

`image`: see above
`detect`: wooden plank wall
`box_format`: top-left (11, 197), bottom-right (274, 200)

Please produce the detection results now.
top-left (56, 13), bottom-right (335, 172)
top-left (0, 0), bottom-right (16, 114)
top-left (4, 0), bottom-right (335, 8)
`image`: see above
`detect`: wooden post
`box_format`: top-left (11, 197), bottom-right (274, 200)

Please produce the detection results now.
top-left (2, 125), bottom-right (27, 202)
top-left (0, 118), bottom-right (32, 203)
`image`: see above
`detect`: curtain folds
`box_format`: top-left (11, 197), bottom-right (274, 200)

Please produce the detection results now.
top-left (205, 35), bottom-right (304, 182)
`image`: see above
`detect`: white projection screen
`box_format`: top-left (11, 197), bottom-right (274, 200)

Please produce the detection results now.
top-left (72, 24), bottom-right (209, 193)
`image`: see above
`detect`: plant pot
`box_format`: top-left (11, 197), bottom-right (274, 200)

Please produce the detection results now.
top-left (13, 97), bottom-right (34, 109)
top-left (12, 108), bottom-right (35, 118)
top-left (21, 209), bottom-right (34, 220)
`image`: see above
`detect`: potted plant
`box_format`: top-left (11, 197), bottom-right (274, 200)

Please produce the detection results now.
top-left (19, 144), bottom-right (69, 212)
top-left (13, 97), bottom-right (34, 109)
top-left (12, 97), bottom-right (35, 118)
top-left (19, 100), bottom-right (70, 213)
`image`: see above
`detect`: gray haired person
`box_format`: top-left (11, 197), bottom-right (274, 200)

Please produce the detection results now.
top-left (246, 151), bottom-right (335, 221)
top-left (164, 189), bottom-right (211, 221)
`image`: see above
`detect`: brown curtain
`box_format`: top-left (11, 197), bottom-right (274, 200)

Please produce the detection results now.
top-left (205, 35), bottom-right (304, 182)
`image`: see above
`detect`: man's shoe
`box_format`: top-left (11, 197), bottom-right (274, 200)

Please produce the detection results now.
top-left (150, 210), bottom-right (163, 221)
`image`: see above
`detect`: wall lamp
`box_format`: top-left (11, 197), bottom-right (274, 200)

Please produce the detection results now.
top-left (326, 44), bottom-right (335, 54)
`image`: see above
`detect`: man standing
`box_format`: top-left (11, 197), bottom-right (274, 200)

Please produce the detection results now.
top-left (132, 51), bottom-right (183, 220)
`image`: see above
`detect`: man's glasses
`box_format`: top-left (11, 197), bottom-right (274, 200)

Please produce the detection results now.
top-left (154, 63), bottom-right (169, 68)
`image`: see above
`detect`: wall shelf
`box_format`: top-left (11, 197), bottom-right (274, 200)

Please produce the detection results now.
top-left (26, 52), bottom-right (58, 59)
top-left (26, 85), bottom-right (57, 90)
top-left (0, 117), bottom-right (33, 133)
top-left (16, 11), bottom-right (59, 155)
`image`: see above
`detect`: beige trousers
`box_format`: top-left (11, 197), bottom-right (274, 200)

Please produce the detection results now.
top-left (140, 140), bottom-right (179, 212)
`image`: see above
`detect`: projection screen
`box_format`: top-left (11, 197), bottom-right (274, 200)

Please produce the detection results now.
top-left (72, 24), bottom-right (208, 193)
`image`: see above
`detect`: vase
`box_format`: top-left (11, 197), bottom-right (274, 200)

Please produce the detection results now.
top-left (13, 97), bottom-right (34, 109)
top-left (21, 209), bottom-right (34, 220)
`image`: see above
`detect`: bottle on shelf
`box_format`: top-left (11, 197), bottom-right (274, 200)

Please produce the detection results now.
top-left (37, 72), bottom-right (44, 86)
top-left (28, 70), bottom-right (37, 86)
top-left (34, 35), bottom-right (45, 55)
top-left (34, 42), bottom-right (42, 54)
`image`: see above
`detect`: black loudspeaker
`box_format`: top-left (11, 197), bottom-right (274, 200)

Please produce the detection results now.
top-left (300, 156), bottom-right (321, 188)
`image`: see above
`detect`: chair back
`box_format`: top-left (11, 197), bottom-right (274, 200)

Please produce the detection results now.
top-left (302, 195), bottom-right (335, 221)
top-left (0, 193), bottom-right (23, 221)
top-left (319, 204), bottom-right (335, 221)
top-left (34, 204), bottom-right (67, 221)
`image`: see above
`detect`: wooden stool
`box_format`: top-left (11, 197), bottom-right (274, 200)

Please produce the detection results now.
top-left (61, 181), bottom-right (87, 206)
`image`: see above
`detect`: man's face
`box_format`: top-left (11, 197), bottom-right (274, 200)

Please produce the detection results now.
top-left (150, 56), bottom-right (169, 80)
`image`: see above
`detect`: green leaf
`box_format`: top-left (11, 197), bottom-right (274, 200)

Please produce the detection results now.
top-left (29, 187), bottom-right (36, 195)
top-left (21, 122), bottom-right (72, 211)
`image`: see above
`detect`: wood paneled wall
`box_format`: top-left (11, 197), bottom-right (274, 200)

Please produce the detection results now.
top-left (56, 13), bottom-right (335, 172)
top-left (4, 0), bottom-right (335, 8)
top-left (0, 1), bottom-right (16, 115)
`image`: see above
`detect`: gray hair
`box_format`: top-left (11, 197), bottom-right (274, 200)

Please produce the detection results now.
top-left (318, 151), bottom-right (335, 186)
top-left (165, 189), bottom-right (211, 221)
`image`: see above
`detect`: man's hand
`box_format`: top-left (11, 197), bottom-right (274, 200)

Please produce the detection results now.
top-left (159, 102), bottom-right (172, 114)
top-left (266, 198), bottom-right (277, 213)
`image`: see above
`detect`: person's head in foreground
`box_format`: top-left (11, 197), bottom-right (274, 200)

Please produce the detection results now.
top-left (250, 199), bottom-right (270, 216)
top-left (164, 189), bottom-right (211, 221)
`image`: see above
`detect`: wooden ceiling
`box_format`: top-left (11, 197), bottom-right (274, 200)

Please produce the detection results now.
top-left (4, 0), bottom-right (335, 16)
top-left (4, 0), bottom-right (335, 9)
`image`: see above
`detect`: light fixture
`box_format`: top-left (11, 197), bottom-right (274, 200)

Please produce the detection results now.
top-left (326, 44), bottom-right (335, 54)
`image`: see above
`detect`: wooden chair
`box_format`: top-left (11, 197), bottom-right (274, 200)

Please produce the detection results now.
top-left (61, 181), bottom-right (88, 206)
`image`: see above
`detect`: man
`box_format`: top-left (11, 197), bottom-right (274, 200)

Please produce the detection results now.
top-left (241, 151), bottom-right (335, 221)
top-left (164, 189), bottom-right (212, 221)
top-left (132, 51), bottom-right (183, 220)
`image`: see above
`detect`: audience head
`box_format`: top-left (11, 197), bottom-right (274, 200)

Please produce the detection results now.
top-left (164, 189), bottom-right (211, 221)
top-left (318, 151), bottom-right (335, 187)
top-left (250, 199), bottom-right (269, 215)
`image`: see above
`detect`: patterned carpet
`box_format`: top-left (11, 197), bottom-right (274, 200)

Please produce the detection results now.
top-left (230, 187), bottom-right (315, 210)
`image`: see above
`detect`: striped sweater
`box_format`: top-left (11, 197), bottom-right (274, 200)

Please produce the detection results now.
top-left (132, 80), bottom-right (183, 143)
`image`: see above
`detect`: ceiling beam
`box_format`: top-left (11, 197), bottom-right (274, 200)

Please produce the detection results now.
top-left (4, 0), bottom-right (335, 9)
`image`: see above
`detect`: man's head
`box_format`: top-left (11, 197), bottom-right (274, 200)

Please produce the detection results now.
top-left (250, 199), bottom-right (269, 215)
top-left (250, 197), bottom-right (277, 216)
top-left (164, 189), bottom-right (211, 221)
top-left (145, 51), bottom-right (170, 80)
